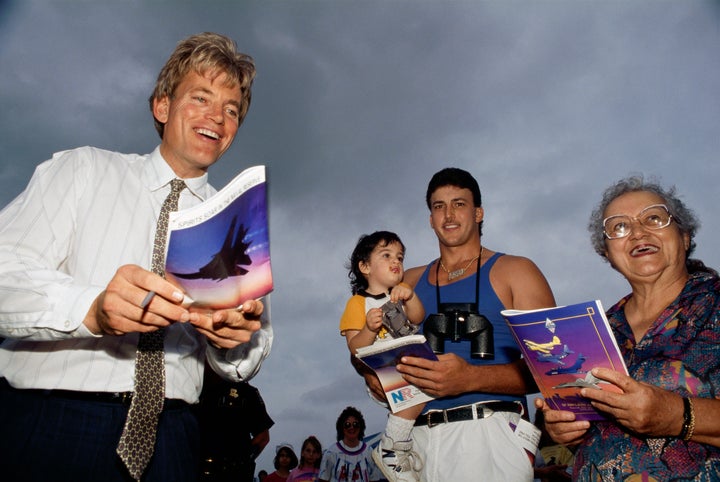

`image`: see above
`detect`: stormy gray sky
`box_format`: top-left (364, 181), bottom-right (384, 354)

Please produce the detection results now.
top-left (1, 0), bottom-right (719, 474)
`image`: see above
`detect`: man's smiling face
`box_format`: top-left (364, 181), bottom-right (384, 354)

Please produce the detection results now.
top-left (153, 70), bottom-right (243, 178)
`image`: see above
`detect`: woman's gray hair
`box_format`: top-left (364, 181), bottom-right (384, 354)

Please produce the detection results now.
top-left (588, 175), bottom-right (700, 260)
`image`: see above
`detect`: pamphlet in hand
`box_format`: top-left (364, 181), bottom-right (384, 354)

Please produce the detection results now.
top-left (355, 334), bottom-right (437, 413)
top-left (501, 300), bottom-right (628, 421)
top-left (164, 165), bottom-right (273, 309)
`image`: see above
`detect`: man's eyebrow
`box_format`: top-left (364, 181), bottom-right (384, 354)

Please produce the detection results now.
top-left (190, 86), bottom-right (212, 96)
top-left (190, 87), bottom-right (242, 108)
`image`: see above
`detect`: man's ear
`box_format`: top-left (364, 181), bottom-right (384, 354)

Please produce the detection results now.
top-left (474, 206), bottom-right (484, 224)
top-left (152, 96), bottom-right (170, 124)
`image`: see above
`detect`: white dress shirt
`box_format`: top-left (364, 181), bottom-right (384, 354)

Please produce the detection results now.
top-left (0, 146), bottom-right (272, 402)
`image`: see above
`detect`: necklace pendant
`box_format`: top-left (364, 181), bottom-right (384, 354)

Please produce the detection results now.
top-left (447, 268), bottom-right (464, 281)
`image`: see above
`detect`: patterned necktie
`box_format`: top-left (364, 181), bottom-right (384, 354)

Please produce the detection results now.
top-left (117, 178), bottom-right (186, 481)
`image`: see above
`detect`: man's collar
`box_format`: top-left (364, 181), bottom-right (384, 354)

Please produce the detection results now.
top-left (145, 146), bottom-right (209, 199)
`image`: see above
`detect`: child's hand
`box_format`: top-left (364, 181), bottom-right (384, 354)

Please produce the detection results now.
top-left (390, 282), bottom-right (415, 303)
top-left (365, 307), bottom-right (383, 333)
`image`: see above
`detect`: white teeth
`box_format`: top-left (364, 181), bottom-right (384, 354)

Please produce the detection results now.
top-left (196, 128), bottom-right (219, 139)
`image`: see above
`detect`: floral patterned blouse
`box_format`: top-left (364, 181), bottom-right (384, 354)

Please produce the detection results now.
top-left (574, 271), bottom-right (720, 481)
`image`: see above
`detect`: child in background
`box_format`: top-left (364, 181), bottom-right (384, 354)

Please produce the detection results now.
top-left (287, 436), bottom-right (322, 482)
top-left (340, 231), bottom-right (425, 482)
top-left (264, 443), bottom-right (298, 482)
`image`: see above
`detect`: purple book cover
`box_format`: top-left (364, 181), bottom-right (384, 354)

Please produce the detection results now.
top-left (502, 300), bottom-right (627, 421)
top-left (164, 166), bottom-right (273, 309)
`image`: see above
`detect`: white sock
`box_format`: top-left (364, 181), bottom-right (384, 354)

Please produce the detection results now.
top-left (385, 413), bottom-right (415, 442)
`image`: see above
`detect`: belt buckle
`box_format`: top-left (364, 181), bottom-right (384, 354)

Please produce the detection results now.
top-left (426, 409), bottom-right (448, 428)
top-left (479, 404), bottom-right (492, 418)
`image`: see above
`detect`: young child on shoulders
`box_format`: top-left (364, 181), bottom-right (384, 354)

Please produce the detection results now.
top-left (340, 231), bottom-right (425, 482)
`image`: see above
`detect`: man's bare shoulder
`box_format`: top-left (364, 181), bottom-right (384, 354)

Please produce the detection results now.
top-left (403, 265), bottom-right (427, 288)
top-left (492, 253), bottom-right (555, 309)
top-left (493, 253), bottom-right (543, 273)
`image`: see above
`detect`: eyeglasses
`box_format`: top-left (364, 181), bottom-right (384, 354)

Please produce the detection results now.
top-left (343, 421), bottom-right (360, 429)
top-left (603, 204), bottom-right (673, 239)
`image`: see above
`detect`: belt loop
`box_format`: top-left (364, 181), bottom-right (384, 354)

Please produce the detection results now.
top-left (426, 412), bottom-right (436, 429)
top-left (471, 403), bottom-right (479, 420)
top-left (443, 409), bottom-right (448, 425)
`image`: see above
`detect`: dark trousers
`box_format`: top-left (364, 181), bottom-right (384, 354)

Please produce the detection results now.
top-left (0, 380), bottom-right (199, 482)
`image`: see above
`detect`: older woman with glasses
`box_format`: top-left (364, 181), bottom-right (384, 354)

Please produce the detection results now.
top-left (536, 175), bottom-right (720, 480)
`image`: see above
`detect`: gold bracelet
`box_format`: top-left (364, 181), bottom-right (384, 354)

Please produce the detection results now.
top-left (684, 397), bottom-right (696, 441)
top-left (679, 397), bottom-right (696, 441)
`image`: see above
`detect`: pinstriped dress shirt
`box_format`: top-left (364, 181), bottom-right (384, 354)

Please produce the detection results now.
top-left (0, 146), bottom-right (272, 402)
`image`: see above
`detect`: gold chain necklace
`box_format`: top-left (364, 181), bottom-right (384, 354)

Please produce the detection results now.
top-left (439, 247), bottom-right (482, 281)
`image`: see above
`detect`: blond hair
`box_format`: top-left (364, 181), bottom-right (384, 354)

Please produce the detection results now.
top-left (149, 32), bottom-right (255, 138)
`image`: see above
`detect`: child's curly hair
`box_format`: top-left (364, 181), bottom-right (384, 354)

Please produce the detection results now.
top-left (347, 231), bottom-right (405, 295)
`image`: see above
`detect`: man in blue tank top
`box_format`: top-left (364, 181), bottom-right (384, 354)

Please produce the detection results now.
top-left (369, 168), bottom-right (556, 481)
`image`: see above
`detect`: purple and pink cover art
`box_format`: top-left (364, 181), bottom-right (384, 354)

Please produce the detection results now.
top-left (502, 300), bottom-right (628, 421)
top-left (164, 166), bottom-right (273, 309)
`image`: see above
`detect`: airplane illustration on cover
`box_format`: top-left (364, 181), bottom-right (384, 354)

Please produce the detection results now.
top-left (523, 335), bottom-right (561, 354)
top-left (169, 217), bottom-right (252, 281)
top-left (535, 344), bottom-right (574, 365)
top-left (552, 366), bottom-right (603, 390)
top-left (546, 353), bottom-right (587, 376)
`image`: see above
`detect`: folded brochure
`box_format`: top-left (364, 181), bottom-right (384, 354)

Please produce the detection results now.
top-left (164, 165), bottom-right (273, 309)
top-left (355, 334), bottom-right (437, 413)
top-left (502, 300), bottom-right (628, 421)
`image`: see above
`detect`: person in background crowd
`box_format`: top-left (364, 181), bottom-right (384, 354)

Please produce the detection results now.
top-left (532, 409), bottom-right (572, 482)
top-left (537, 175), bottom-right (720, 479)
top-left (197, 366), bottom-right (275, 482)
top-left (265, 442), bottom-right (299, 482)
top-left (287, 435), bottom-right (323, 482)
top-left (319, 406), bottom-right (383, 482)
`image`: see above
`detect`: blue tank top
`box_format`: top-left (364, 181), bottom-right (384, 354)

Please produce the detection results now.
top-left (415, 252), bottom-right (524, 411)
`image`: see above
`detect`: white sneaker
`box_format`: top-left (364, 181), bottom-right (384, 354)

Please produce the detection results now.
top-left (372, 435), bottom-right (423, 482)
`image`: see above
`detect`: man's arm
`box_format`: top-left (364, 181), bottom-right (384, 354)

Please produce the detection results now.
top-left (0, 152), bottom-right (103, 341)
top-left (489, 254), bottom-right (556, 311)
top-left (399, 356), bottom-right (535, 398)
top-left (250, 429), bottom-right (271, 459)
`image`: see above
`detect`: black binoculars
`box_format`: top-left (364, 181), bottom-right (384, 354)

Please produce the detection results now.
top-left (423, 303), bottom-right (494, 359)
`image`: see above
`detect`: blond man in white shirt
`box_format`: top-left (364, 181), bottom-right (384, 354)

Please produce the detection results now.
top-left (0, 32), bottom-right (272, 482)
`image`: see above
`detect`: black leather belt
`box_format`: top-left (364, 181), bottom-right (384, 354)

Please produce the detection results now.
top-left (415, 401), bottom-right (524, 428)
top-left (0, 378), bottom-right (188, 409)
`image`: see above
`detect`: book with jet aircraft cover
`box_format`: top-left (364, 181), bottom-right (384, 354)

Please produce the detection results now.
top-left (501, 300), bottom-right (628, 421)
top-left (164, 165), bottom-right (273, 309)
